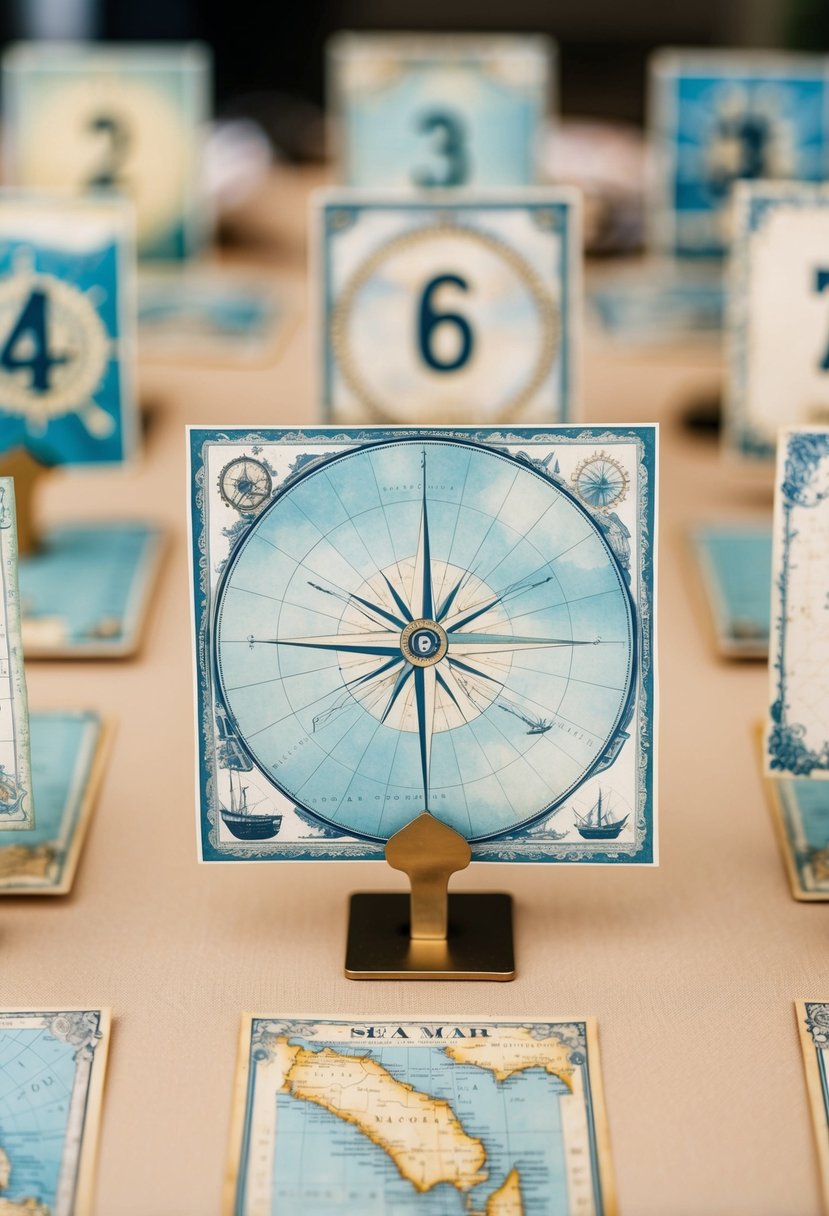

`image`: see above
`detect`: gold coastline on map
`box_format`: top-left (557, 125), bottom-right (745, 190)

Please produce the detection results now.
top-left (224, 1014), bottom-right (617, 1215)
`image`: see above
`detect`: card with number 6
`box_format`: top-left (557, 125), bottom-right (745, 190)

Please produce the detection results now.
top-left (313, 190), bottom-right (580, 426)
top-left (725, 180), bottom-right (829, 459)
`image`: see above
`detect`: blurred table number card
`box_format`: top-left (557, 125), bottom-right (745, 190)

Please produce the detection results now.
top-left (798, 1002), bottom-right (829, 1209)
top-left (726, 182), bottom-right (829, 460)
top-left (0, 478), bottom-right (32, 831)
top-left (328, 33), bottom-right (554, 189)
top-left (766, 427), bottom-right (829, 780)
top-left (314, 191), bottom-right (580, 425)
top-left (0, 1008), bottom-right (111, 1214)
top-left (224, 1014), bottom-right (617, 1216)
top-left (0, 193), bottom-right (163, 658)
top-left (648, 50), bottom-right (829, 258)
top-left (2, 41), bottom-right (210, 261)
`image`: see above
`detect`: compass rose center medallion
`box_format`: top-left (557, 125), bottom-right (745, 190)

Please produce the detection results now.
top-left (400, 618), bottom-right (448, 667)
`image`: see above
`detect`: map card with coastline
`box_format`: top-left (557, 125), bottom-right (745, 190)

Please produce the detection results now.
top-left (0, 1008), bottom-right (111, 1216)
top-left (225, 1014), bottom-right (617, 1216)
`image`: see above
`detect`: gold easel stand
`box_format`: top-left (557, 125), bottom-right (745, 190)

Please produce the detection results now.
top-left (0, 448), bottom-right (48, 556)
top-left (345, 813), bottom-right (515, 981)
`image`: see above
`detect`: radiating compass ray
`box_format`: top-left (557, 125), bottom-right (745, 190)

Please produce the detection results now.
top-left (442, 573), bottom-right (555, 632)
top-left (307, 579), bottom-right (407, 630)
top-left (380, 664), bottom-right (414, 723)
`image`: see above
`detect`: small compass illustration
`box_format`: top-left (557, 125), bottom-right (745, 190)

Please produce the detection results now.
top-left (572, 451), bottom-right (629, 511)
top-left (218, 456), bottom-right (273, 514)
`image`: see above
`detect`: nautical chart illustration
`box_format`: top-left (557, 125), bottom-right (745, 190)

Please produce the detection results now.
top-left (190, 427), bottom-right (656, 864)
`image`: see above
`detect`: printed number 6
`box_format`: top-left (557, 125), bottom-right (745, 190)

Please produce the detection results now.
top-left (413, 111), bottom-right (469, 188)
top-left (418, 275), bottom-right (474, 372)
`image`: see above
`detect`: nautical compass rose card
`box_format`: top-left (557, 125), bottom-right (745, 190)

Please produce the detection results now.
top-left (766, 427), bottom-right (829, 780)
top-left (648, 50), bottom-right (829, 257)
top-left (189, 425), bottom-right (657, 865)
top-left (314, 191), bottom-right (580, 426)
top-left (224, 1014), bottom-right (617, 1216)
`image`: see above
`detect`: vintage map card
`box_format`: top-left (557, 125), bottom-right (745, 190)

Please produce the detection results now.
top-left (798, 1002), bottom-right (829, 1210)
top-left (0, 711), bottom-right (108, 895)
top-left (766, 428), bottom-right (829, 778)
top-left (0, 192), bottom-right (136, 467)
top-left (2, 41), bottom-right (210, 260)
top-left (726, 182), bottom-right (829, 459)
top-left (314, 191), bottom-right (580, 425)
top-left (225, 1015), bottom-right (617, 1216)
top-left (0, 478), bottom-right (32, 830)
top-left (189, 425), bottom-right (657, 865)
top-left (690, 523), bottom-right (771, 658)
top-left (18, 522), bottom-right (164, 659)
top-left (648, 50), bottom-right (829, 258)
top-left (328, 33), bottom-right (554, 189)
top-left (0, 1008), bottom-right (110, 1214)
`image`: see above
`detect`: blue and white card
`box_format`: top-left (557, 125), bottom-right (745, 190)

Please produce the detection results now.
top-left (314, 191), bottom-right (580, 425)
top-left (225, 1014), bottom-right (617, 1216)
top-left (648, 49), bottom-right (829, 258)
top-left (0, 1008), bottom-right (110, 1214)
top-left (328, 32), bottom-right (554, 189)
top-left (764, 768), bottom-right (829, 900)
top-left (2, 41), bottom-right (210, 260)
top-left (0, 479), bottom-right (32, 830)
top-left (189, 425), bottom-right (657, 865)
top-left (798, 1002), bottom-right (829, 1210)
top-left (691, 523), bottom-right (771, 658)
top-left (767, 427), bottom-right (829, 778)
top-left (0, 710), bottom-right (106, 894)
top-left (726, 181), bottom-right (829, 459)
top-left (0, 193), bottom-right (136, 466)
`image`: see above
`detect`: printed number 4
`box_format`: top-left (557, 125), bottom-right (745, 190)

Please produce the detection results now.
top-left (815, 269), bottom-right (829, 370)
top-left (418, 274), bottom-right (474, 372)
top-left (413, 111), bottom-right (469, 188)
top-left (0, 289), bottom-right (69, 392)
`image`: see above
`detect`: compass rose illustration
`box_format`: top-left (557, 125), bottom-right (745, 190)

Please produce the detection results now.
top-left (572, 451), bottom-right (629, 511)
top-left (218, 456), bottom-right (272, 514)
top-left (213, 437), bottom-right (637, 843)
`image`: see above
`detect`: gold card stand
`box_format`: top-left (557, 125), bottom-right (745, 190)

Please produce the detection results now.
top-left (344, 812), bottom-right (515, 981)
top-left (0, 448), bottom-right (49, 556)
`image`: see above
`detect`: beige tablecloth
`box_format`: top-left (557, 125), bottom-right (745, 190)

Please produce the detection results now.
top-left (7, 166), bottom-right (819, 1216)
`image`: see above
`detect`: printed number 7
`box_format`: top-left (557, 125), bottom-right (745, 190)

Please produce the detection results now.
top-left (815, 268), bottom-right (829, 370)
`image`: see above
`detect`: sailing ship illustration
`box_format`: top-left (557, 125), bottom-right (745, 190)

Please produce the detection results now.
top-left (574, 789), bottom-right (628, 841)
top-left (499, 704), bottom-right (553, 735)
top-left (216, 710), bottom-right (281, 841)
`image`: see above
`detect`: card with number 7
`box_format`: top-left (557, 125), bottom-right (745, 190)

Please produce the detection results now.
top-left (725, 180), bottom-right (829, 460)
top-left (313, 190), bottom-right (580, 426)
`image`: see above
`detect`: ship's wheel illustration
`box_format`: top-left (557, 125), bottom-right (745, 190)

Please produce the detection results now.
top-left (212, 437), bottom-right (637, 842)
top-left (571, 451), bottom-right (629, 511)
top-left (218, 456), bottom-right (272, 514)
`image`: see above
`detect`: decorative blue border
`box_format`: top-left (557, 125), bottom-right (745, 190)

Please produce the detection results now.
top-left (769, 430), bottom-right (829, 775)
top-left (189, 425), bottom-right (656, 865)
top-left (317, 196), bottom-right (576, 424)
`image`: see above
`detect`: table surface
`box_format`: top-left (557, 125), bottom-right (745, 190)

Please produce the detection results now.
top-left (8, 165), bottom-right (820, 1216)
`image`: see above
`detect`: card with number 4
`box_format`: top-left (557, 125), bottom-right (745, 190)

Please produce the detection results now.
top-left (313, 190), bottom-right (580, 426)
top-left (328, 32), bottom-right (554, 189)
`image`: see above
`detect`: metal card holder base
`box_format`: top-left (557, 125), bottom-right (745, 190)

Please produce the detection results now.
top-left (345, 892), bottom-right (515, 981)
top-left (344, 812), bottom-right (516, 981)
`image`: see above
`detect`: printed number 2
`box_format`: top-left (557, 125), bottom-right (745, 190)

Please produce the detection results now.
top-left (413, 111), bottom-right (469, 188)
top-left (86, 113), bottom-right (131, 190)
top-left (815, 268), bottom-right (829, 370)
top-left (0, 289), bottom-right (69, 392)
top-left (418, 274), bottom-right (474, 372)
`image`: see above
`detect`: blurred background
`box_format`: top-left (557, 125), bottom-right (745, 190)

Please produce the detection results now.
top-left (4, 0), bottom-right (829, 157)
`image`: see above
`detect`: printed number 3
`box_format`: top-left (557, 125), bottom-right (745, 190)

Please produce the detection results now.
top-left (418, 274), bottom-right (474, 372)
top-left (0, 289), bottom-right (68, 392)
top-left (815, 268), bottom-right (829, 370)
top-left (413, 111), bottom-right (469, 188)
